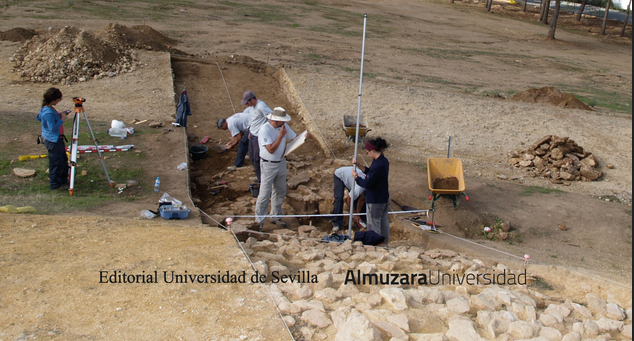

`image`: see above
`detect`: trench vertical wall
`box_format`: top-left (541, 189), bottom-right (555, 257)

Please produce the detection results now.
top-left (274, 68), bottom-right (332, 158)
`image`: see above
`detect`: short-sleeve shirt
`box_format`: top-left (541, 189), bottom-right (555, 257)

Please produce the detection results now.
top-left (335, 166), bottom-right (366, 200)
top-left (226, 112), bottom-right (251, 137)
top-left (245, 99), bottom-right (272, 136)
top-left (258, 122), bottom-right (297, 162)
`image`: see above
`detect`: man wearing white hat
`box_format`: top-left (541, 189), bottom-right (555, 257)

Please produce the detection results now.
top-left (241, 90), bottom-right (272, 183)
top-left (255, 107), bottom-right (308, 231)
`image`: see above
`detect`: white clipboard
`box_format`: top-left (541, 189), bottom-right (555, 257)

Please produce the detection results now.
top-left (284, 130), bottom-right (308, 157)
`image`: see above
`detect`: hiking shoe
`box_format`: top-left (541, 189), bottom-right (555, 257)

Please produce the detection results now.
top-left (227, 166), bottom-right (237, 171)
top-left (249, 177), bottom-right (259, 183)
top-left (51, 184), bottom-right (69, 191)
top-left (332, 225), bottom-right (341, 232)
top-left (270, 218), bottom-right (287, 228)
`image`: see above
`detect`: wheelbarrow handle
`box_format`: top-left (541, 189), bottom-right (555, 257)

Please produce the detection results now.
top-left (461, 192), bottom-right (469, 201)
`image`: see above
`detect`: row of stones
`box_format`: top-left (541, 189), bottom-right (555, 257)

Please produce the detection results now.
top-left (240, 237), bottom-right (632, 341)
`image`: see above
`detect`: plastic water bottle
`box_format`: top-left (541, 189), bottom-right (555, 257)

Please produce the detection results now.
top-left (107, 128), bottom-right (127, 139)
top-left (154, 177), bottom-right (160, 192)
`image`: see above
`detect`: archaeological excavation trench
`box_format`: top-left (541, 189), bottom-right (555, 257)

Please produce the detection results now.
top-left (171, 55), bottom-right (348, 238)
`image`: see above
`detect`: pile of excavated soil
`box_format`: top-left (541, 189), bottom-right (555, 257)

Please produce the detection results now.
top-left (510, 87), bottom-right (594, 111)
top-left (10, 24), bottom-right (184, 84)
top-left (93, 23), bottom-right (177, 52)
top-left (0, 27), bottom-right (38, 42)
top-left (432, 176), bottom-right (459, 190)
top-left (11, 26), bottom-right (137, 84)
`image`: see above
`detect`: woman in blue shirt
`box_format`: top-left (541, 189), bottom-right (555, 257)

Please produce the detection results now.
top-left (36, 88), bottom-right (69, 190)
top-left (352, 137), bottom-right (390, 244)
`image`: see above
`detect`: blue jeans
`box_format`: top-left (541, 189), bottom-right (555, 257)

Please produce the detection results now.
top-left (248, 134), bottom-right (261, 182)
top-left (234, 129), bottom-right (249, 167)
top-left (332, 175), bottom-right (345, 227)
top-left (44, 138), bottom-right (69, 189)
top-left (332, 175), bottom-right (365, 227)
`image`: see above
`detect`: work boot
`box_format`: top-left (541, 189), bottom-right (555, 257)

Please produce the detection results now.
top-left (270, 218), bottom-right (287, 228)
top-left (332, 225), bottom-right (341, 233)
top-left (227, 166), bottom-right (237, 171)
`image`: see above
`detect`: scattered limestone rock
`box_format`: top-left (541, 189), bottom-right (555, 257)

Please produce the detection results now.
top-left (387, 313), bottom-right (410, 333)
top-left (539, 326), bottom-right (563, 341)
top-left (595, 317), bottom-right (624, 333)
top-left (447, 296), bottom-right (471, 315)
top-left (372, 320), bottom-right (408, 341)
top-left (379, 288), bottom-right (409, 311)
top-left (586, 293), bottom-right (607, 315)
top-left (446, 319), bottom-right (486, 341)
top-left (622, 324), bottom-right (632, 339)
top-left (334, 311), bottom-right (382, 341)
top-left (606, 302), bottom-right (626, 321)
top-left (561, 330), bottom-right (582, 341)
top-left (13, 168), bottom-right (36, 178)
top-left (410, 333), bottom-right (449, 341)
top-left (287, 174), bottom-right (311, 189)
top-left (571, 303), bottom-right (593, 319)
top-left (507, 320), bottom-right (539, 339)
top-left (302, 309), bottom-right (332, 328)
top-left (584, 319), bottom-right (600, 336)
top-left (283, 315), bottom-right (296, 327)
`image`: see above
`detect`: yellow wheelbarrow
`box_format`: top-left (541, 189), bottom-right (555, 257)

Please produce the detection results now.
top-left (422, 137), bottom-right (469, 232)
top-left (343, 115), bottom-right (371, 148)
top-left (427, 157), bottom-right (469, 210)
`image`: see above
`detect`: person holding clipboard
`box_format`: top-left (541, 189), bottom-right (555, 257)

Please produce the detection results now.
top-left (254, 107), bottom-right (309, 231)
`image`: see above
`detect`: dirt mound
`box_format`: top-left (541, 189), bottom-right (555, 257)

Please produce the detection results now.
top-left (510, 86), bottom-right (594, 111)
top-left (11, 26), bottom-right (136, 84)
top-left (508, 135), bottom-right (603, 183)
top-left (93, 23), bottom-right (176, 52)
top-left (0, 27), bottom-right (38, 42)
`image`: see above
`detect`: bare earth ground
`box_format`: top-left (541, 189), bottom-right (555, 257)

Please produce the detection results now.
top-left (0, 0), bottom-right (631, 339)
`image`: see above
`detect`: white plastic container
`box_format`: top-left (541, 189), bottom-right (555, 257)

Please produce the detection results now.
top-left (108, 128), bottom-right (127, 139)
top-left (111, 120), bottom-right (125, 129)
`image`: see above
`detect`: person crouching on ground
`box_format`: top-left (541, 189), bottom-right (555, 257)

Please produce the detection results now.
top-left (36, 87), bottom-right (70, 190)
top-left (242, 90), bottom-right (272, 183)
top-left (254, 107), bottom-right (309, 231)
top-left (217, 111), bottom-right (251, 171)
top-left (352, 137), bottom-right (390, 244)
top-left (332, 166), bottom-right (366, 233)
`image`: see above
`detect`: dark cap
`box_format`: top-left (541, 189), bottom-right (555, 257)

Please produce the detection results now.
top-left (217, 118), bottom-right (226, 129)
top-left (241, 91), bottom-right (256, 105)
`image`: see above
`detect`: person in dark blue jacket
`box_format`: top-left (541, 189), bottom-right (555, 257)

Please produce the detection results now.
top-left (352, 137), bottom-right (390, 244)
top-left (36, 88), bottom-right (69, 190)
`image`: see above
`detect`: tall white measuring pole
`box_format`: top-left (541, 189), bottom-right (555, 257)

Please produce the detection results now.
top-left (348, 14), bottom-right (367, 237)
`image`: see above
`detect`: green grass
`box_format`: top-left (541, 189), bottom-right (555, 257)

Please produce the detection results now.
top-left (414, 162), bottom-right (427, 172)
top-left (302, 53), bottom-right (323, 60)
top-left (555, 84), bottom-right (632, 114)
top-left (410, 73), bottom-right (460, 86)
top-left (0, 113), bottom-right (150, 214)
top-left (520, 185), bottom-right (564, 196)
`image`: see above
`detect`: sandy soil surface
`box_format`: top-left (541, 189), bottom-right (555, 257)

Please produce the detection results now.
top-left (0, 0), bottom-right (631, 339)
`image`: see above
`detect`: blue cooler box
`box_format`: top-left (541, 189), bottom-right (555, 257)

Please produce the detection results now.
top-left (159, 205), bottom-right (191, 219)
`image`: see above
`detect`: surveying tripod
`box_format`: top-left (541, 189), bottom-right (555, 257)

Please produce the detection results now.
top-left (68, 97), bottom-right (114, 196)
